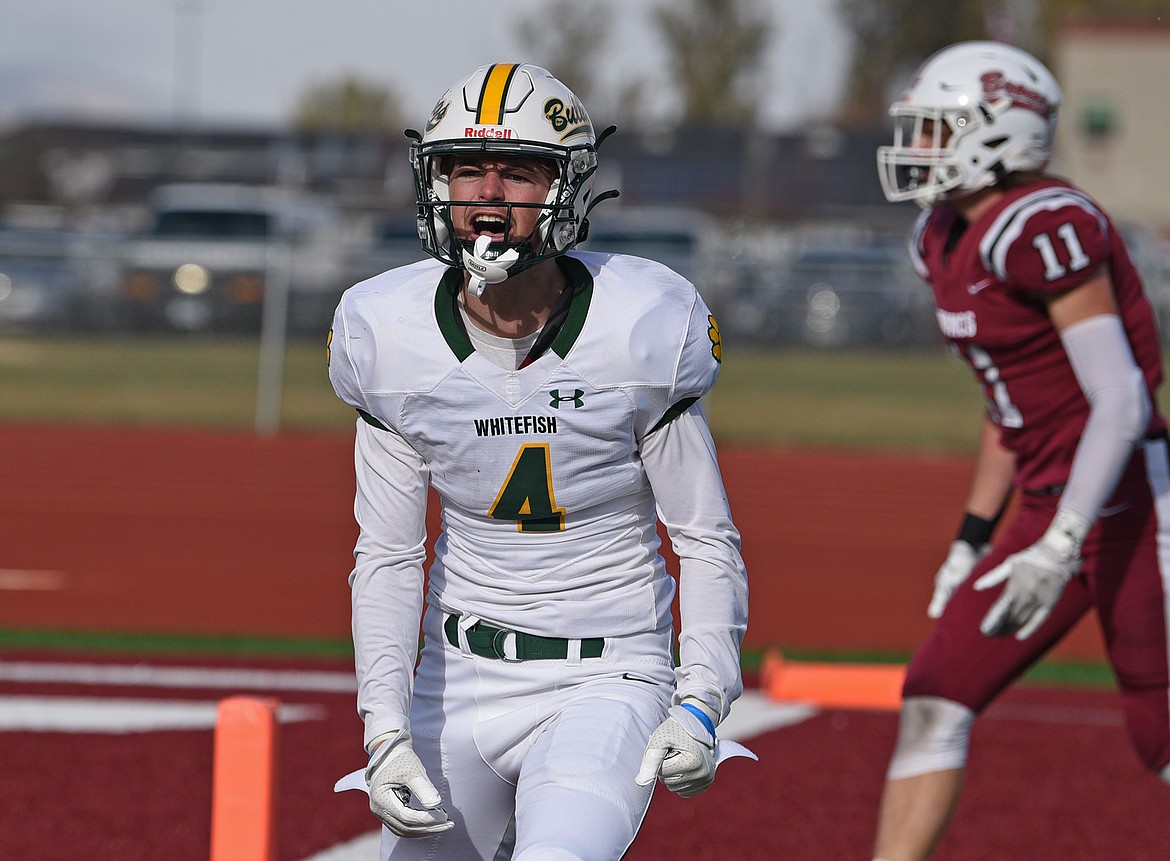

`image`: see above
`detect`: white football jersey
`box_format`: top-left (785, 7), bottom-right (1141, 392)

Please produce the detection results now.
top-left (329, 251), bottom-right (724, 638)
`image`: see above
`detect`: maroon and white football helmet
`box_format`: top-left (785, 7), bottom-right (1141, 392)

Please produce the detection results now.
top-left (877, 41), bottom-right (1062, 207)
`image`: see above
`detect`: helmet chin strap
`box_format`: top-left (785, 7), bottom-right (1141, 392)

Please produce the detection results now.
top-left (464, 235), bottom-right (520, 298)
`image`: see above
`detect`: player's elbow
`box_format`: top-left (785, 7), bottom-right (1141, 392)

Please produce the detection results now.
top-left (1098, 367), bottom-right (1152, 444)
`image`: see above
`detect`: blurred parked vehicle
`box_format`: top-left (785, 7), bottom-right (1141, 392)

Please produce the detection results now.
top-left (727, 234), bottom-right (938, 347)
top-left (0, 228), bottom-right (85, 330)
top-left (341, 211), bottom-right (426, 286)
top-left (579, 205), bottom-right (747, 320)
top-left (581, 206), bottom-right (716, 278)
top-left (89, 184), bottom-right (348, 334)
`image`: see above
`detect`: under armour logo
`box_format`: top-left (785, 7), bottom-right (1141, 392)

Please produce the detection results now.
top-left (549, 389), bottom-right (584, 409)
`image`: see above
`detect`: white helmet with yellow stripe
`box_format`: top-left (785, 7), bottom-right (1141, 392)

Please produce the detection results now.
top-left (408, 63), bottom-right (617, 289)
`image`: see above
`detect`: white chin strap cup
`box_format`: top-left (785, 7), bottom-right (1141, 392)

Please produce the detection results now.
top-left (464, 235), bottom-right (520, 298)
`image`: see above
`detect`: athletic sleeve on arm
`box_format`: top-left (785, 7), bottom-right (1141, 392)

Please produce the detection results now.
top-left (350, 418), bottom-right (430, 749)
top-left (641, 401), bottom-right (747, 722)
top-left (1058, 313), bottom-right (1151, 522)
top-left (334, 291), bottom-right (434, 750)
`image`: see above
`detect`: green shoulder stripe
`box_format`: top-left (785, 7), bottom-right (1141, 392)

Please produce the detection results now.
top-left (358, 409), bottom-right (389, 431)
top-left (647, 396), bottom-right (700, 435)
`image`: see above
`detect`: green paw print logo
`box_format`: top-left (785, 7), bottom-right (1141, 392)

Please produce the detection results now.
top-left (708, 315), bottom-right (721, 363)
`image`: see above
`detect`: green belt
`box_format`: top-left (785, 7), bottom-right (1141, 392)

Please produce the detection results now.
top-left (444, 614), bottom-right (604, 661)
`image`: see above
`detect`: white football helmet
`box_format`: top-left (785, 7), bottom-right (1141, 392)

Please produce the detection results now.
top-left (408, 63), bottom-right (616, 292)
top-left (877, 41), bottom-right (1062, 207)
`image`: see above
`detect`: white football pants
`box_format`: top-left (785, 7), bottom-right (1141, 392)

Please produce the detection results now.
top-left (380, 604), bottom-right (675, 861)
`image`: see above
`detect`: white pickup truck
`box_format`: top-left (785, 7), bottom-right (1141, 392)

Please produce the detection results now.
top-left (111, 183), bottom-right (348, 334)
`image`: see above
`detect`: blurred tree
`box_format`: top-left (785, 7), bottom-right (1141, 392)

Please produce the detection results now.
top-left (838, 0), bottom-right (1169, 127)
top-left (517, 0), bottom-right (615, 114)
top-left (293, 75), bottom-right (403, 135)
top-left (651, 0), bottom-right (773, 127)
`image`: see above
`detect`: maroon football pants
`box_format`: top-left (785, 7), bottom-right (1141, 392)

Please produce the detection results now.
top-left (904, 437), bottom-right (1170, 773)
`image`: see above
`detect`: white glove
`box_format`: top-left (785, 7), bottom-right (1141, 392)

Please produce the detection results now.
top-left (927, 540), bottom-right (989, 619)
top-left (635, 704), bottom-right (717, 798)
top-left (365, 731), bottom-right (454, 838)
top-left (973, 510), bottom-right (1090, 640)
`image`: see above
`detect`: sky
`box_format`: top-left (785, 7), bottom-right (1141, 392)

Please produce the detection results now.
top-left (0, 0), bottom-right (852, 133)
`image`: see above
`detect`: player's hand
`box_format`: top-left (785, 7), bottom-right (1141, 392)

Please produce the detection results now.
top-left (365, 731), bottom-right (454, 837)
top-left (927, 540), bottom-right (989, 619)
top-left (974, 510), bottom-right (1089, 640)
top-left (635, 704), bottom-right (716, 798)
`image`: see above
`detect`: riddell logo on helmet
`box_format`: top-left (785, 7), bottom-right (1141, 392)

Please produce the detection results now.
top-left (981, 72), bottom-right (1051, 117)
top-left (464, 126), bottom-right (515, 139)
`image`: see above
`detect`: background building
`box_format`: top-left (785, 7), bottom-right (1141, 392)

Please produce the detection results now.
top-left (1054, 20), bottom-right (1170, 234)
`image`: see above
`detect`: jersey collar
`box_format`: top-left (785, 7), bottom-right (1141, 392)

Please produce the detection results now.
top-left (434, 256), bottom-right (594, 364)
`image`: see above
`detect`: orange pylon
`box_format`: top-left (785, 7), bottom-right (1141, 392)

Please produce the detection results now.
top-left (210, 696), bottom-right (279, 861)
top-left (761, 648), bottom-right (905, 711)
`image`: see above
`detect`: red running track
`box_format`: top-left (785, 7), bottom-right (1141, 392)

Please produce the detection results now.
top-left (0, 653), bottom-right (1166, 860)
top-left (0, 424), bottom-right (1107, 659)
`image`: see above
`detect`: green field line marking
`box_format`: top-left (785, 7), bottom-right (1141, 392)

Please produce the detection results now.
top-left (0, 628), bottom-right (354, 659)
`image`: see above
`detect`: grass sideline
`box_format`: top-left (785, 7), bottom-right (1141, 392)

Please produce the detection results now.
top-left (2, 334), bottom-right (1166, 449)
top-left (0, 333), bottom-right (983, 450)
top-left (0, 627), bottom-right (355, 660)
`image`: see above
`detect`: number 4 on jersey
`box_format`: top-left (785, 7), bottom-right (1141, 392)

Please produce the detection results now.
top-left (489, 443), bottom-right (566, 533)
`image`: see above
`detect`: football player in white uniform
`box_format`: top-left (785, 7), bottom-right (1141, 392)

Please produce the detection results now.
top-left (328, 63), bottom-right (751, 860)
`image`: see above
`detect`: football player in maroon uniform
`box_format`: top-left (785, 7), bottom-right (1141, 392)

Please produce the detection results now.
top-left (872, 41), bottom-right (1170, 860)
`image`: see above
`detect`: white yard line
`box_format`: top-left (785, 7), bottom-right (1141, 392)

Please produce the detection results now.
top-left (0, 660), bottom-right (357, 692)
top-left (0, 695), bottom-right (324, 732)
top-left (0, 569), bottom-right (68, 590)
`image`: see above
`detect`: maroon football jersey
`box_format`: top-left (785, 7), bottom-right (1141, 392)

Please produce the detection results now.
top-left (911, 178), bottom-right (1166, 492)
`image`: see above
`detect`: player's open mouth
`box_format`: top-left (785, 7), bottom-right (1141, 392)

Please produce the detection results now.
top-left (471, 213), bottom-right (508, 242)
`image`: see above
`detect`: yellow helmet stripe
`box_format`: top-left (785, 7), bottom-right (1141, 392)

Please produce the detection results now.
top-left (476, 63), bottom-right (519, 125)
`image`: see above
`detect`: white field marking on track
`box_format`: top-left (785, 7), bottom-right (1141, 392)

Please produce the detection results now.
top-left (0, 661), bottom-right (357, 692)
top-left (0, 696), bottom-right (324, 732)
top-left (716, 689), bottom-right (819, 739)
top-left (0, 569), bottom-right (68, 590)
top-left (299, 690), bottom-right (820, 861)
